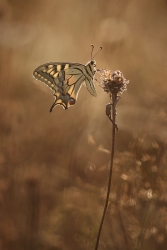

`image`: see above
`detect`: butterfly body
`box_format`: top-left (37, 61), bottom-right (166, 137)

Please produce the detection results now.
top-left (33, 60), bottom-right (97, 111)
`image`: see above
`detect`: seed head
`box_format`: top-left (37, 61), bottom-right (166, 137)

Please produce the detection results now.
top-left (97, 69), bottom-right (129, 96)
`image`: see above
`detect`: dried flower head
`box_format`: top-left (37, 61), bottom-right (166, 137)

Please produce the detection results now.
top-left (97, 69), bottom-right (129, 97)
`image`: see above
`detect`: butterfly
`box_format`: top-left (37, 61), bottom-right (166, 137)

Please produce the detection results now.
top-left (33, 45), bottom-right (102, 111)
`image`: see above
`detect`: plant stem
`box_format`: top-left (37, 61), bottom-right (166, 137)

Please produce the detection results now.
top-left (95, 94), bottom-right (117, 250)
top-left (135, 199), bottom-right (153, 250)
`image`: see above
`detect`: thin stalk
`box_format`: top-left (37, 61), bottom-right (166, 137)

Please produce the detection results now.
top-left (95, 94), bottom-right (117, 250)
top-left (117, 201), bottom-right (130, 250)
top-left (135, 199), bottom-right (153, 250)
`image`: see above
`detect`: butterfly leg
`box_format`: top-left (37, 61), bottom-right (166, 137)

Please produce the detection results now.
top-left (106, 103), bottom-right (118, 131)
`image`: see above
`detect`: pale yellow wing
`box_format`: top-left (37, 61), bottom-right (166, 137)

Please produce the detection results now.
top-left (33, 60), bottom-right (97, 111)
top-left (33, 62), bottom-right (86, 110)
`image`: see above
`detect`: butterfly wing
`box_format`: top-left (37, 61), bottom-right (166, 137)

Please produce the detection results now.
top-left (84, 61), bottom-right (97, 97)
top-left (33, 62), bottom-right (86, 110)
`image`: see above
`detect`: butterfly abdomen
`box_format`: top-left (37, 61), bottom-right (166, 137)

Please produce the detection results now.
top-left (84, 60), bottom-right (97, 97)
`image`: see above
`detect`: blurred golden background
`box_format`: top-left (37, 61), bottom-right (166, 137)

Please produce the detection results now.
top-left (1, 0), bottom-right (167, 249)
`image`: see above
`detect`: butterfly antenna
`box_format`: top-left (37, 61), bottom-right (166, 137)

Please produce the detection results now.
top-left (93, 46), bottom-right (102, 59)
top-left (91, 44), bottom-right (94, 60)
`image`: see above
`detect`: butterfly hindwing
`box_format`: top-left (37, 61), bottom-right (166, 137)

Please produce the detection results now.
top-left (33, 60), bottom-right (97, 111)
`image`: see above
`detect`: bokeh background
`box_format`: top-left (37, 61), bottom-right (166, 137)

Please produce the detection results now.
top-left (1, 0), bottom-right (167, 249)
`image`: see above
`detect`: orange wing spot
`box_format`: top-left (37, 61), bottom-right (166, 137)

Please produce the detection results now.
top-left (69, 98), bottom-right (76, 106)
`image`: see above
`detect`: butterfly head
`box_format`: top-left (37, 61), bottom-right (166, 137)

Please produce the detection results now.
top-left (90, 60), bottom-right (96, 66)
top-left (86, 60), bottom-right (96, 73)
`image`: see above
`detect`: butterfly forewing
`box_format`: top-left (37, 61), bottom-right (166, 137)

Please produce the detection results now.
top-left (33, 60), bottom-right (97, 111)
